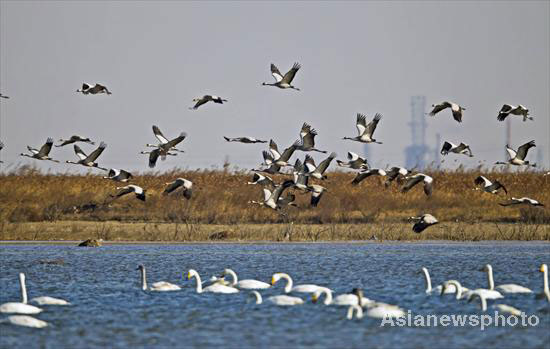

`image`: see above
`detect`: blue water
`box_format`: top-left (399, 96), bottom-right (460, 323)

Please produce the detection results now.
top-left (0, 242), bottom-right (549, 348)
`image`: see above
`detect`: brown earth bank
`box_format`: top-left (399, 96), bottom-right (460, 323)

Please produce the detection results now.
top-left (0, 167), bottom-right (549, 241)
top-left (0, 221), bottom-right (548, 242)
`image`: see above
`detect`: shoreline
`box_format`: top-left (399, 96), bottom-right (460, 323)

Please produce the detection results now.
top-left (1, 221), bottom-right (548, 242)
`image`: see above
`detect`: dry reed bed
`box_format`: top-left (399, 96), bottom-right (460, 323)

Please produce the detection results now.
top-left (0, 167), bottom-right (548, 241)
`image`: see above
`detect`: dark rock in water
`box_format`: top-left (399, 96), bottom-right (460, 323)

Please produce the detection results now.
top-left (78, 239), bottom-right (102, 247)
top-left (37, 258), bottom-right (65, 265)
top-left (209, 231), bottom-right (228, 240)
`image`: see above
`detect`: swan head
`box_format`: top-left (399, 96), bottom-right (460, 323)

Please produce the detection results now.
top-left (187, 269), bottom-right (198, 280)
top-left (271, 273), bottom-right (284, 285)
top-left (541, 264), bottom-right (548, 273)
top-left (479, 264), bottom-right (492, 272)
top-left (136, 265), bottom-right (144, 271)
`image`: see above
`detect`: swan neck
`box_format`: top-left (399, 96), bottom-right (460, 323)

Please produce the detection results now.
top-left (193, 272), bottom-right (203, 293)
top-left (253, 291), bottom-right (262, 304)
top-left (448, 280), bottom-right (463, 299)
top-left (480, 296), bottom-right (487, 311)
top-left (422, 268), bottom-right (432, 292)
top-left (543, 267), bottom-right (549, 294)
top-left (19, 273), bottom-right (28, 304)
top-left (226, 269), bottom-right (238, 286)
top-left (487, 266), bottom-right (495, 290)
top-left (140, 268), bottom-right (147, 291)
top-left (283, 274), bottom-right (292, 293)
top-left (322, 288), bottom-right (332, 305)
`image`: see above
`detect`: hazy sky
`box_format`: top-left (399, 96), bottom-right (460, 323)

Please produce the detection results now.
top-left (1, 1), bottom-right (548, 173)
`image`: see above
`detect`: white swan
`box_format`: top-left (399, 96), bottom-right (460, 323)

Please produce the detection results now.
top-left (222, 269), bottom-right (271, 289)
top-left (250, 291), bottom-right (263, 304)
top-left (312, 287), bottom-right (373, 306)
top-left (1, 315), bottom-right (49, 328)
top-left (249, 290), bottom-right (304, 306)
top-left (0, 274), bottom-right (43, 314)
top-left (271, 273), bottom-right (325, 293)
top-left (421, 267), bottom-right (466, 294)
top-left (137, 265), bottom-right (181, 291)
top-left (16, 273), bottom-right (70, 305)
top-left (347, 304), bottom-right (364, 320)
top-left (481, 264), bottom-right (532, 294)
top-left (441, 280), bottom-right (503, 300)
top-left (365, 303), bottom-right (406, 319)
top-left (538, 264), bottom-right (550, 302)
top-left (187, 269), bottom-right (239, 294)
top-left (468, 293), bottom-right (522, 316)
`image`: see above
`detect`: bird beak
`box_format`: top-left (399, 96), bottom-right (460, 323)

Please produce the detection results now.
top-left (311, 294), bottom-right (318, 303)
top-left (186, 272), bottom-right (191, 280)
top-left (540, 266), bottom-right (545, 272)
top-left (478, 267), bottom-right (485, 272)
top-left (271, 277), bottom-right (276, 285)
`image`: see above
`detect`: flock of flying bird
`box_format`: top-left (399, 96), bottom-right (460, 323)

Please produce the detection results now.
top-left (0, 61), bottom-right (546, 232)
top-left (1, 262), bottom-right (549, 328)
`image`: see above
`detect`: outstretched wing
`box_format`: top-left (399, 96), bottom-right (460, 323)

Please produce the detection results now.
top-left (115, 186), bottom-right (134, 198)
top-left (301, 129), bottom-right (318, 148)
top-left (37, 138), bottom-right (54, 157)
top-left (401, 175), bottom-right (423, 193)
top-left (279, 143), bottom-right (297, 162)
top-left (148, 148), bottom-right (160, 168)
top-left (281, 62), bottom-right (301, 84)
top-left (269, 139), bottom-right (281, 159)
top-left (191, 97), bottom-right (209, 109)
top-left (452, 108), bottom-right (463, 123)
top-left (153, 125), bottom-right (170, 144)
top-left (73, 145), bottom-right (88, 160)
top-left (316, 152), bottom-right (336, 174)
top-left (303, 155), bottom-right (317, 173)
top-left (270, 63), bottom-right (283, 82)
top-left (516, 140), bottom-right (535, 160)
top-left (474, 175), bottom-right (491, 187)
top-left (351, 171), bottom-right (373, 185)
top-left (164, 180), bottom-right (184, 194)
top-left (505, 145), bottom-right (517, 160)
top-left (84, 142), bottom-right (106, 162)
top-left (366, 113), bottom-right (382, 137)
top-left (429, 102), bottom-right (450, 116)
top-left (356, 113), bottom-right (367, 136)
top-left (165, 132), bottom-right (187, 149)
top-left (497, 104), bottom-right (513, 121)
top-left (440, 141), bottom-right (453, 155)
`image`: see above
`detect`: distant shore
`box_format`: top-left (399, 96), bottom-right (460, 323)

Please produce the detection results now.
top-left (1, 221), bottom-right (548, 242)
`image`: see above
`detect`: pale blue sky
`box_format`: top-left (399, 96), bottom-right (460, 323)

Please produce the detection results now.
top-left (1, 1), bottom-right (548, 172)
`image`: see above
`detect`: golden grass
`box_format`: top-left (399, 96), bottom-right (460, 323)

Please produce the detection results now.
top-left (0, 166), bottom-right (548, 241)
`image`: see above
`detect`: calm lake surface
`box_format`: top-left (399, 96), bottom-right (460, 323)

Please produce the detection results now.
top-left (0, 242), bottom-right (549, 348)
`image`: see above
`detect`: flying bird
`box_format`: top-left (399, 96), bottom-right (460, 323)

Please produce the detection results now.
top-left (384, 167), bottom-right (410, 187)
top-left (223, 137), bottom-right (267, 144)
top-left (103, 169), bottom-right (133, 182)
top-left (248, 172), bottom-right (275, 187)
top-left (142, 132), bottom-right (187, 168)
top-left (110, 185), bottom-right (146, 201)
top-left (474, 176), bottom-right (507, 195)
top-left (163, 178), bottom-right (193, 199)
top-left (248, 180), bottom-right (295, 211)
top-left (496, 141), bottom-right (536, 167)
top-left (76, 83), bottom-right (112, 95)
top-left (262, 62), bottom-right (301, 91)
top-left (66, 142), bottom-right (108, 170)
top-left (497, 104), bottom-right (532, 122)
top-left (303, 153), bottom-right (336, 179)
top-left (308, 184), bottom-right (328, 207)
top-left (401, 173), bottom-right (433, 196)
top-left (351, 169), bottom-right (386, 186)
top-left (56, 135), bottom-right (95, 147)
top-left (343, 113), bottom-right (383, 144)
top-left (336, 152), bottom-right (369, 170)
top-left (440, 141), bottom-right (473, 157)
top-left (295, 123), bottom-right (327, 153)
top-left (146, 125), bottom-right (185, 153)
top-left (410, 214), bottom-right (439, 233)
top-left (428, 101), bottom-right (465, 122)
top-left (189, 95), bottom-right (227, 110)
top-left (20, 138), bottom-right (59, 163)
top-left (254, 141), bottom-right (297, 174)
top-left (499, 197), bottom-right (543, 207)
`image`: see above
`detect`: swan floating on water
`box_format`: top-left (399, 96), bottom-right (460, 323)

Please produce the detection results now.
top-left (538, 264), bottom-right (550, 302)
top-left (468, 293), bottom-right (522, 316)
top-left (312, 287), bottom-right (373, 306)
top-left (271, 273), bottom-right (325, 293)
top-left (222, 269), bottom-right (271, 289)
top-left (1, 315), bottom-right (49, 328)
top-left (347, 304), bottom-right (364, 320)
top-left (421, 267), bottom-right (467, 294)
top-left (0, 274), bottom-right (43, 314)
top-left (249, 290), bottom-right (303, 306)
top-left (441, 280), bottom-right (503, 300)
top-left (137, 265), bottom-right (181, 291)
top-left (481, 264), bottom-right (532, 294)
top-left (187, 269), bottom-right (239, 294)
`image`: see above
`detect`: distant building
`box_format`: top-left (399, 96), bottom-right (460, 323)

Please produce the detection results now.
top-left (404, 96), bottom-right (430, 169)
